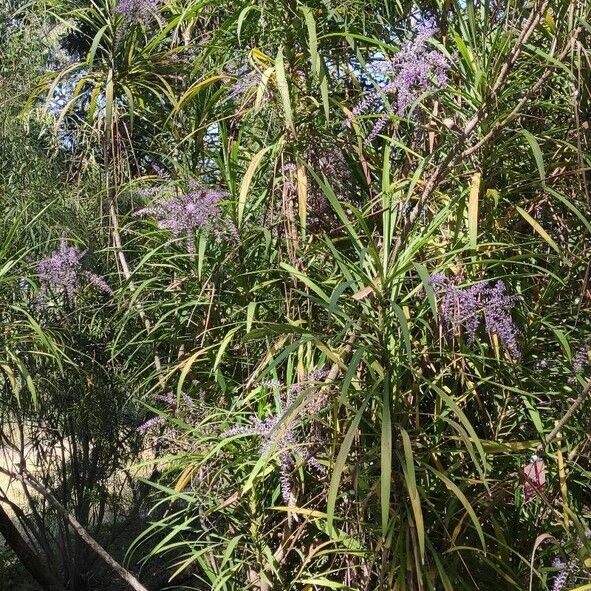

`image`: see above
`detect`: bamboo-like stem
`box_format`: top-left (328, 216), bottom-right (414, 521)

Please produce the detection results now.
top-left (0, 503), bottom-right (64, 591)
top-left (104, 126), bottom-right (163, 377)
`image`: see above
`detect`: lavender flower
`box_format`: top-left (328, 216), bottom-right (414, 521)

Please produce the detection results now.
top-left (551, 557), bottom-right (574, 591)
top-left (37, 239), bottom-right (82, 305)
top-left (481, 280), bottom-right (520, 358)
top-left (549, 530), bottom-right (591, 590)
top-left (573, 345), bottom-right (589, 374)
top-left (152, 163), bottom-right (169, 179)
top-left (552, 568), bottom-right (569, 591)
top-left (222, 368), bottom-right (329, 505)
top-left (429, 274), bottom-right (519, 357)
top-left (85, 273), bottom-right (113, 295)
top-left (115, 0), bottom-right (164, 26)
top-left (137, 415), bottom-right (166, 434)
top-left (383, 21), bottom-right (450, 113)
top-left (567, 343), bottom-right (590, 384)
top-left (155, 390), bottom-right (198, 412)
top-left (349, 20), bottom-right (451, 139)
top-left (36, 238), bottom-right (112, 307)
top-left (134, 182), bottom-right (232, 253)
top-left (113, 0), bottom-right (164, 44)
top-left (138, 391), bottom-right (203, 435)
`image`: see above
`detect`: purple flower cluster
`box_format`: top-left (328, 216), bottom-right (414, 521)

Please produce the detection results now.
top-left (549, 530), bottom-right (591, 590)
top-left (551, 559), bottom-right (569, 591)
top-left (36, 238), bottom-right (112, 307)
top-left (137, 416), bottom-right (165, 434)
top-left (114, 0), bottom-right (164, 26)
top-left (155, 391), bottom-right (198, 412)
top-left (429, 274), bottom-right (519, 357)
top-left (551, 556), bottom-right (579, 591)
top-left (223, 368), bottom-right (329, 505)
top-left (37, 240), bottom-right (82, 305)
top-left (349, 20), bottom-right (451, 139)
top-left (572, 345), bottom-right (589, 374)
top-left (134, 182), bottom-right (235, 253)
top-left (567, 343), bottom-right (590, 384)
top-left (152, 163), bottom-right (169, 178)
top-left (137, 391), bottom-right (203, 434)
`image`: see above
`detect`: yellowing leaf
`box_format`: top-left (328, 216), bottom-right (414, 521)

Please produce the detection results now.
top-left (274, 46), bottom-right (294, 132)
top-left (468, 172), bottom-right (481, 250)
top-left (238, 145), bottom-right (274, 226)
top-left (255, 67), bottom-right (274, 112)
top-left (296, 161), bottom-right (308, 230)
top-left (175, 465), bottom-right (197, 492)
top-left (400, 428), bottom-right (425, 562)
top-left (544, 9), bottom-right (555, 32)
top-left (516, 206), bottom-right (562, 256)
top-left (271, 506), bottom-right (327, 519)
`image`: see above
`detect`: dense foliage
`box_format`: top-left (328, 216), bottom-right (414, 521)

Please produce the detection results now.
top-left (1, 0), bottom-right (591, 589)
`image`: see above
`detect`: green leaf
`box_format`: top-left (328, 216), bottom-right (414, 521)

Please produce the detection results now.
top-left (86, 24), bottom-right (108, 66)
top-left (519, 130), bottom-right (545, 188)
top-left (280, 262), bottom-right (330, 303)
top-left (424, 464), bottom-right (486, 550)
top-left (434, 385), bottom-right (489, 472)
top-left (400, 428), bottom-right (425, 562)
top-left (326, 397), bottom-right (369, 535)
top-left (214, 327), bottom-right (240, 371)
top-left (381, 378), bottom-right (392, 535)
top-left (301, 5), bottom-right (329, 122)
top-left (237, 5), bottom-right (261, 41)
top-left (392, 304), bottom-right (412, 365)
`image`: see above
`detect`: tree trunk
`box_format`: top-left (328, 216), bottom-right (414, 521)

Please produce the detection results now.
top-left (0, 503), bottom-right (64, 591)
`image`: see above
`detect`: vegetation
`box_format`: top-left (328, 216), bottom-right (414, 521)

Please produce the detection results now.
top-left (1, 0), bottom-right (590, 589)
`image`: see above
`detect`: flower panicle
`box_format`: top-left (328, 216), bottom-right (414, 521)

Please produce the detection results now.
top-left (115, 0), bottom-right (164, 25)
top-left (429, 273), bottom-right (519, 357)
top-left (348, 19), bottom-right (451, 138)
top-left (137, 416), bottom-right (165, 434)
top-left (222, 367), bottom-right (330, 505)
top-left (573, 344), bottom-right (589, 374)
top-left (134, 183), bottom-right (235, 253)
top-left (36, 238), bottom-right (111, 307)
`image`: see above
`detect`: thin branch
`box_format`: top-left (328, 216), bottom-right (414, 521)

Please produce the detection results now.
top-left (0, 465), bottom-right (150, 591)
top-left (389, 0), bottom-right (550, 264)
top-left (104, 138), bottom-right (163, 378)
top-left (463, 27), bottom-right (583, 158)
top-left (544, 378), bottom-right (591, 449)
